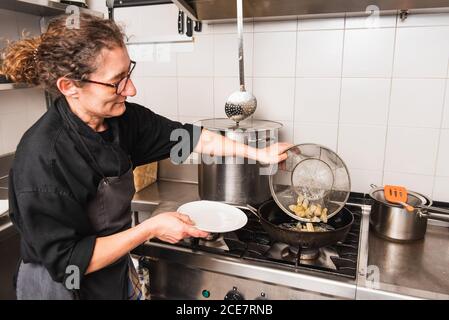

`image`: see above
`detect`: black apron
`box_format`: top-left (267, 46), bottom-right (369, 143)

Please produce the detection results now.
top-left (16, 103), bottom-right (140, 300)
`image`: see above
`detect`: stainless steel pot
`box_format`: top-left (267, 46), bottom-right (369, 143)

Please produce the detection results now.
top-left (198, 118), bottom-right (282, 206)
top-left (369, 185), bottom-right (449, 242)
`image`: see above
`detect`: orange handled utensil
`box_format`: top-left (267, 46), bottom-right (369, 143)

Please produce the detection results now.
top-left (384, 185), bottom-right (414, 212)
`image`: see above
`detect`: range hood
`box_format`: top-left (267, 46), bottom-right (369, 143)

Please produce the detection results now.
top-left (113, 0), bottom-right (449, 21)
top-left (170, 0), bottom-right (449, 21)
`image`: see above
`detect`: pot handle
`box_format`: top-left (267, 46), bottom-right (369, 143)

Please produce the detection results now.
top-left (419, 206), bottom-right (449, 222)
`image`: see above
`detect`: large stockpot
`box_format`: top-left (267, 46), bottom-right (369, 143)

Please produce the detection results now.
top-left (198, 118), bottom-right (282, 206)
top-left (369, 185), bottom-right (449, 242)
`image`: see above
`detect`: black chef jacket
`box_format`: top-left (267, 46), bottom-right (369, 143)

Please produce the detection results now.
top-left (8, 96), bottom-right (201, 299)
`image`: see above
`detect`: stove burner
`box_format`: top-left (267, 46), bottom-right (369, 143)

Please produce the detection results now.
top-left (265, 242), bottom-right (320, 261)
top-left (198, 235), bottom-right (229, 251)
top-left (204, 232), bottom-right (221, 241)
top-left (290, 246), bottom-right (321, 260)
top-left (170, 202), bottom-right (363, 279)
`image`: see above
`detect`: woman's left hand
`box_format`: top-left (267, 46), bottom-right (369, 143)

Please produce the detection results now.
top-left (255, 142), bottom-right (293, 164)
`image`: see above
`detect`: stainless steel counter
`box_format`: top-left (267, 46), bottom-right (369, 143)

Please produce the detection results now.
top-left (0, 153), bottom-right (12, 225)
top-left (0, 186), bottom-right (8, 199)
top-left (0, 177), bottom-right (11, 232)
top-left (0, 179), bottom-right (8, 189)
top-left (132, 180), bottom-right (449, 300)
top-left (0, 153), bottom-right (14, 178)
top-left (365, 225), bottom-right (449, 299)
top-left (0, 162), bottom-right (19, 300)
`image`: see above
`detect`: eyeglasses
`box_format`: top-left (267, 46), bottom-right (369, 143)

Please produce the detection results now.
top-left (74, 60), bottom-right (136, 95)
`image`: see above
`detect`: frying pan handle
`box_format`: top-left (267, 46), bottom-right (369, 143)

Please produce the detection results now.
top-left (426, 206), bottom-right (449, 215)
top-left (419, 206), bottom-right (449, 222)
top-left (234, 204), bottom-right (261, 219)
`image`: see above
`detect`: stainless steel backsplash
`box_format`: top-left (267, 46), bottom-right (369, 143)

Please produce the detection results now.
top-left (158, 158), bottom-right (198, 184)
top-left (0, 153), bottom-right (14, 179)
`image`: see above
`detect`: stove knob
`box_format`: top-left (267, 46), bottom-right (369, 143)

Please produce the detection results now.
top-left (224, 287), bottom-right (244, 300)
top-left (255, 292), bottom-right (268, 300)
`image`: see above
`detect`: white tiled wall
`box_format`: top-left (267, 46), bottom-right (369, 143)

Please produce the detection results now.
top-left (0, 9), bottom-right (47, 156)
top-left (115, 4), bottom-right (449, 201)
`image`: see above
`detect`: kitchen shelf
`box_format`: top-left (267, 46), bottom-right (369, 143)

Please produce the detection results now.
top-left (126, 35), bottom-right (194, 45)
top-left (0, 82), bottom-right (35, 91)
top-left (0, 0), bottom-right (103, 18)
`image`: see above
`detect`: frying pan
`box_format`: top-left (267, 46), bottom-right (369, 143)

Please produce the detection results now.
top-left (245, 200), bottom-right (354, 249)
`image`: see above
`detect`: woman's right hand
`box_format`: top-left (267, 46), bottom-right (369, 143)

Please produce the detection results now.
top-left (144, 212), bottom-right (209, 243)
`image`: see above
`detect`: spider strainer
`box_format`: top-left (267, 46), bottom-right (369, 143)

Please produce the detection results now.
top-left (269, 143), bottom-right (351, 222)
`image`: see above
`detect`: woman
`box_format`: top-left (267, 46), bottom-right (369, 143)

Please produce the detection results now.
top-left (1, 13), bottom-right (289, 300)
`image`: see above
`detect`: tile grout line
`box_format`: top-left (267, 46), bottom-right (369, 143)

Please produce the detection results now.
top-left (175, 37), bottom-right (180, 122)
top-left (212, 29), bottom-right (216, 119)
top-left (430, 72), bottom-right (449, 198)
top-left (380, 11), bottom-right (399, 187)
top-left (226, 25), bottom-right (449, 33)
top-left (335, 13), bottom-right (347, 154)
top-left (14, 11), bottom-right (20, 40)
top-left (250, 18), bottom-right (255, 121)
top-left (349, 168), bottom-right (437, 177)
top-left (332, 123), bottom-right (445, 129)
top-left (174, 61), bottom-right (179, 120)
top-left (170, 75), bottom-right (448, 79)
top-left (251, 19), bottom-right (255, 106)
top-left (447, 55), bottom-right (449, 78)
top-left (210, 15), bottom-right (449, 33)
top-left (291, 17), bottom-right (299, 143)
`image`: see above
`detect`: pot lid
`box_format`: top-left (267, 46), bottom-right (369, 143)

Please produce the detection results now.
top-left (198, 118), bottom-right (282, 132)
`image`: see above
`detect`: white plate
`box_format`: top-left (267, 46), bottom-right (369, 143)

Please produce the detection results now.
top-left (0, 200), bottom-right (8, 217)
top-left (177, 200), bottom-right (248, 233)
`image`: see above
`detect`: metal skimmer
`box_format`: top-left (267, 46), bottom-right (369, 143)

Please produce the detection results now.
top-left (225, 0), bottom-right (257, 125)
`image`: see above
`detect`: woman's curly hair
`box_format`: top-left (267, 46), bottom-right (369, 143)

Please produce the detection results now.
top-left (1, 13), bottom-right (126, 95)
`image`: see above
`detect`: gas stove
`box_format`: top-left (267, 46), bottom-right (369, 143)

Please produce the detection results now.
top-left (133, 195), bottom-right (370, 300)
